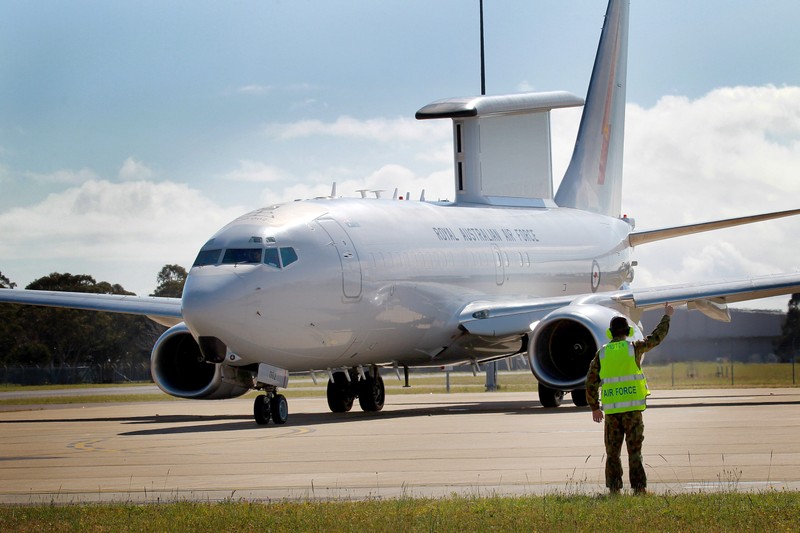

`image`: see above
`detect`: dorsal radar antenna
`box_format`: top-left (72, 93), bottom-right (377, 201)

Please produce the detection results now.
top-left (329, 182), bottom-right (337, 198)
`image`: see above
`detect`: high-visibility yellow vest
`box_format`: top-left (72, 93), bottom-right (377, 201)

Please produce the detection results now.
top-left (599, 340), bottom-right (649, 414)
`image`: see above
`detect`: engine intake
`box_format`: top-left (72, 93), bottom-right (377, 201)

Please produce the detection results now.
top-left (528, 304), bottom-right (641, 391)
top-left (151, 323), bottom-right (253, 399)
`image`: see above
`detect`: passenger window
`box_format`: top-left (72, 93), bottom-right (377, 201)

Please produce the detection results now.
top-left (280, 247), bottom-right (298, 267)
top-left (222, 248), bottom-right (262, 264)
top-left (264, 248), bottom-right (280, 268)
top-left (193, 249), bottom-right (221, 267)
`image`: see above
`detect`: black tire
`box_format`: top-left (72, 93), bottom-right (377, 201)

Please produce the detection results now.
top-left (253, 395), bottom-right (270, 425)
top-left (358, 373), bottom-right (385, 412)
top-left (571, 388), bottom-right (588, 407)
top-left (327, 372), bottom-right (354, 413)
top-left (271, 394), bottom-right (289, 424)
top-left (538, 383), bottom-right (565, 408)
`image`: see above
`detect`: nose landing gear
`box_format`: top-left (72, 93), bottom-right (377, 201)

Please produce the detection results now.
top-left (253, 389), bottom-right (288, 425)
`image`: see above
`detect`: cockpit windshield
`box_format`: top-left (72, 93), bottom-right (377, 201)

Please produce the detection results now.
top-left (192, 245), bottom-right (298, 268)
top-left (221, 248), bottom-right (263, 264)
top-left (193, 249), bottom-right (221, 267)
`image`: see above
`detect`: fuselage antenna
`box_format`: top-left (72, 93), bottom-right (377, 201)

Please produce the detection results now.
top-left (480, 0), bottom-right (486, 95)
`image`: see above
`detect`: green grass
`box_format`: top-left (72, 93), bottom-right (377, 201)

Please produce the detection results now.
top-left (1, 492), bottom-right (799, 531)
top-left (0, 394), bottom-right (178, 406)
top-left (646, 362), bottom-right (800, 388)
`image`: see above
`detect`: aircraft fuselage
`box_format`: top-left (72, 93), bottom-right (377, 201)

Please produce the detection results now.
top-left (181, 198), bottom-right (634, 372)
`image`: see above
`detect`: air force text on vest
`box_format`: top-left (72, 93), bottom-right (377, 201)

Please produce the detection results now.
top-left (604, 385), bottom-right (639, 398)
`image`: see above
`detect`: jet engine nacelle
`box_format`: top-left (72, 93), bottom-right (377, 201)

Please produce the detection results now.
top-left (528, 304), bottom-right (642, 391)
top-left (151, 323), bottom-right (253, 399)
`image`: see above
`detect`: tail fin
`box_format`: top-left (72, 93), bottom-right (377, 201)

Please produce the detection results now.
top-left (555, 0), bottom-right (629, 217)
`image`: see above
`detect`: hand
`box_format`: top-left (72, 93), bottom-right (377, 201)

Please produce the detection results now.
top-left (664, 302), bottom-right (674, 316)
top-left (592, 409), bottom-right (604, 423)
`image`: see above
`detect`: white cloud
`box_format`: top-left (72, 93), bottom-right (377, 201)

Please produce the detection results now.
top-left (222, 160), bottom-right (292, 183)
top-left (289, 98), bottom-right (320, 110)
top-left (265, 115), bottom-right (449, 143)
top-left (516, 80), bottom-right (536, 92)
top-left (623, 85), bottom-right (800, 226)
top-left (0, 180), bottom-right (243, 295)
top-left (416, 142), bottom-right (453, 165)
top-left (118, 157), bottom-right (155, 182)
top-left (238, 84), bottom-right (271, 94)
top-left (24, 167), bottom-right (99, 184)
top-left (614, 85), bottom-right (800, 309)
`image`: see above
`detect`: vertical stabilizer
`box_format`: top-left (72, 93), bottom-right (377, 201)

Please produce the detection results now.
top-left (555, 0), bottom-right (629, 217)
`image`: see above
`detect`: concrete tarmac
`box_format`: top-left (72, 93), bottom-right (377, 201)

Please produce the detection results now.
top-left (1, 388), bottom-right (799, 503)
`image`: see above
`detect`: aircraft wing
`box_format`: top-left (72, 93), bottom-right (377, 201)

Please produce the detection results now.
top-left (612, 272), bottom-right (800, 321)
top-left (629, 208), bottom-right (800, 247)
top-left (460, 271), bottom-right (800, 336)
top-left (0, 289), bottom-right (183, 327)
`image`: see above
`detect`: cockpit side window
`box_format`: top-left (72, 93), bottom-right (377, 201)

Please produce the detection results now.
top-left (280, 247), bottom-right (298, 267)
top-left (264, 248), bottom-right (280, 268)
top-left (263, 247), bottom-right (298, 268)
top-left (193, 249), bottom-right (222, 267)
top-left (222, 248), bottom-right (263, 264)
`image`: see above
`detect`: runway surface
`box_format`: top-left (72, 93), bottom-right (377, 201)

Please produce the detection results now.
top-left (1, 388), bottom-right (799, 503)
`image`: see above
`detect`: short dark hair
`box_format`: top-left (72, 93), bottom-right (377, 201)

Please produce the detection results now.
top-left (610, 316), bottom-right (630, 337)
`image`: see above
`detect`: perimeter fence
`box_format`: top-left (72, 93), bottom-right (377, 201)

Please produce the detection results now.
top-left (0, 362), bottom-right (151, 386)
top-left (2, 361), bottom-right (798, 389)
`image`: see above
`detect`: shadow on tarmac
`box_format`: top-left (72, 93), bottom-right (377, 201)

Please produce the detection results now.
top-left (1, 389), bottom-right (798, 436)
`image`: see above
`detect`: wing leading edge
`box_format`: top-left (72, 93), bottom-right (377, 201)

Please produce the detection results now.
top-left (0, 289), bottom-right (183, 327)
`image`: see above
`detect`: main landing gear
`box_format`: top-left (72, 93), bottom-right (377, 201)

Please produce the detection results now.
top-left (538, 383), bottom-right (565, 408)
top-left (326, 366), bottom-right (385, 414)
top-left (253, 389), bottom-right (288, 425)
top-left (537, 383), bottom-right (589, 408)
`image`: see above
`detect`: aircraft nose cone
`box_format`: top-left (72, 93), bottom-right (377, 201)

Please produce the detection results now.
top-left (182, 268), bottom-right (249, 339)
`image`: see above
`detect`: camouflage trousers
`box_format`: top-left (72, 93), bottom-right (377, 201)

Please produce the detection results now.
top-left (604, 410), bottom-right (646, 492)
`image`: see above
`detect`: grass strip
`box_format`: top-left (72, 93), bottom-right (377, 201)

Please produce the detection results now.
top-left (1, 492), bottom-right (799, 531)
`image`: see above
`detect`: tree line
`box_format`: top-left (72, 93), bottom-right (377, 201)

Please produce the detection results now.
top-left (0, 265), bottom-right (186, 369)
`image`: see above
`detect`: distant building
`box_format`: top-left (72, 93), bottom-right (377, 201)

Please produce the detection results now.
top-left (640, 308), bottom-right (786, 363)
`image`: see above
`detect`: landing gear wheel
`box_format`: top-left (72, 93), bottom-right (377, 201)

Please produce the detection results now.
top-left (538, 383), bottom-right (565, 408)
top-left (253, 394), bottom-right (271, 425)
top-left (571, 388), bottom-right (588, 407)
top-left (358, 373), bottom-right (385, 412)
top-left (270, 394), bottom-right (289, 424)
top-left (327, 372), bottom-right (355, 413)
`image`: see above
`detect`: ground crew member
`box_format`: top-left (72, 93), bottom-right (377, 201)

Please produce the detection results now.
top-left (585, 302), bottom-right (674, 494)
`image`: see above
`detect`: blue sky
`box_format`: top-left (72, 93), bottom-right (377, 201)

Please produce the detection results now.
top-left (2, 0), bottom-right (800, 310)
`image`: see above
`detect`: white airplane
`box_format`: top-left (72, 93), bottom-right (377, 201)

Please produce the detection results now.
top-left (2, 0), bottom-right (800, 424)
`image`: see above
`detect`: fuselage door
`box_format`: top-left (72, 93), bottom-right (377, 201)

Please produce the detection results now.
top-left (317, 218), bottom-right (362, 298)
top-left (491, 244), bottom-right (505, 286)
